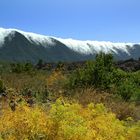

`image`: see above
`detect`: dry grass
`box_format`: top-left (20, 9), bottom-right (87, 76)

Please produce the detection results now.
top-left (0, 71), bottom-right (48, 92)
top-left (0, 70), bottom-right (140, 121)
top-left (72, 88), bottom-right (140, 120)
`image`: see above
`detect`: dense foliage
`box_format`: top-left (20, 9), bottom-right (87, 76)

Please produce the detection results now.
top-left (0, 99), bottom-right (140, 140)
top-left (10, 62), bottom-right (34, 73)
top-left (0, 53), bottom-right (140, 139)
top-left (69, 53), bottom-right (140, 101)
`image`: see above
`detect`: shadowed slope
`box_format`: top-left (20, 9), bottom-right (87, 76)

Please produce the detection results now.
top-left (0, 28), bottom-right (140, 62)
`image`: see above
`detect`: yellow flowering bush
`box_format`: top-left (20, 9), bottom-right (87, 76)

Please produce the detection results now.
top-left (49, 100), bottom-right (139, 140)
top-left (47, 70), bottom-right (66, 87)
top-left (0, 99), bottom-right (140, 140)
top-left (0, 104), bottom-right (51, 140)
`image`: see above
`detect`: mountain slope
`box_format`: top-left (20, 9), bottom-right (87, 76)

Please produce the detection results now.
top-left (0, 28), bottom-right (140, 62)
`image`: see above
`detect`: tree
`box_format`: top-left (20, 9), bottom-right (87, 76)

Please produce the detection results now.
top-left (92, 52), bottom-right (114, 89)
top-left (36, 59), bottom-right (44, 69)
top-left (0, 80), bottom-right (6, 93)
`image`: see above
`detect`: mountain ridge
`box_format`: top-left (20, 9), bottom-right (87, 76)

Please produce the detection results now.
top-left (0, 28), bottom-right (140, 62)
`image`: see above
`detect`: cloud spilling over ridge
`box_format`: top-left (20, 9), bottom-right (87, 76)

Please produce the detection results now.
top-left (0, 28), bottom-right (55, 47)
top-left (0, 27), bottom-right (140, 61)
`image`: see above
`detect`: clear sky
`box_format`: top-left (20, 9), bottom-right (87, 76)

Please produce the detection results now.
top-left (0, 0), bottom-right (140, 42)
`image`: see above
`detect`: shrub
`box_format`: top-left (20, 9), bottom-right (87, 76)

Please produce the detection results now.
top-left (47, 70), bottom-right (67, 90)
top-left (24, 62), bottom-right (34, 72)
top-left (35, 86), bottom-right (50, 103)
top-left (116, 80), bottom-right (136, 101)
top-left (92, 52), bottom-right (114, 89)
top-left (0, 105), bottom-right (50, 140)
top-left (68, 53), bottom-right (140, 101)
top-left (36, 59), bottom-right (44, 69)
top-left (21, 86), bottom-right (50, 104)
top-left (71, 88), bottom-right (140, 121)
top-left (0, 80), bottom-right (6, 93)
top-left (10, 63), bottom-right (24, 73)
top-left (69, 53), bottom-right (114, 89)
top-left (10, 62), bottom-right (34, 73)
top-left (0, 99), bottom-right (140, 140)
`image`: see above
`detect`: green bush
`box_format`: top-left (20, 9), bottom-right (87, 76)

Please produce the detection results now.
top-left (68, 53), bottom-right (140, 102)
top-left (69, 52), bottom-right (114, 89)
top-left (21, 86), bottom-right (50, 103)
top-left (35, 87), bottom-right (50, 103)
top-left (10, 62), bottom-right (34, 73)
top-left (92, 53), bottom-right (114, 89)
top-left (0, 80), bottom-right (6, 93)
top-left (36, 59), bottom-right (44, 69)
top-left (10, 63), bottom-right (23, 73)
top-left (116, 80), bottom-right (136, 101)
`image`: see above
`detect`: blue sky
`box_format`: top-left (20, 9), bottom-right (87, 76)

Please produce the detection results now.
top-left (0, 0), bottom-right (140, 42)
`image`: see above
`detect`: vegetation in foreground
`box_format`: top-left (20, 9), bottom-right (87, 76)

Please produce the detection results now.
top-left (0, 99), bottom-right (140, 140)
top-left (0, 53), bottom-right (140, 140)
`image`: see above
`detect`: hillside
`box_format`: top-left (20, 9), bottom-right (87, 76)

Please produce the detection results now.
top-left (0, 28), bottom-right (140, 62)
top-left (0, 53), bottom-right (140, 139)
